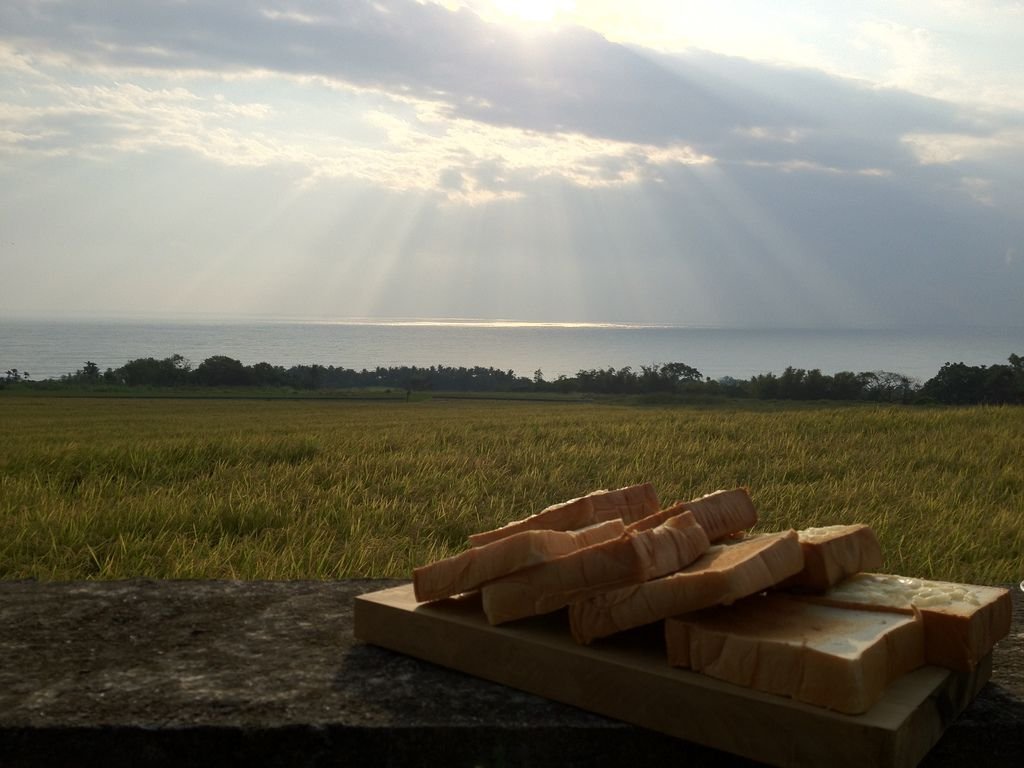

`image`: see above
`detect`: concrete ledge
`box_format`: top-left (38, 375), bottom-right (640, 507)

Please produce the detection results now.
top-left (1, 579), bottom-right (1020, 767)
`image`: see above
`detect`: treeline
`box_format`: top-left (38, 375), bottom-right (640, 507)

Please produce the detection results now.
top-left (567, 358), bottom-right (1024, 404)
top-left (5, 353), bottom-right (1024, 405)
top-left (39, 355), bottom-right (526, 392)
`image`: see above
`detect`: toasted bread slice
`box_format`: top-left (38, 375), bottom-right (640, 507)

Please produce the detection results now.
top-left (801, 572), bottom-right (1012, 672)
top-left (781, 524), bottom-right (883, 592)
top-left (468, 482), bottom-right (660, 548)
top-left (665, 592), bottom-right (925, 714)
top-left (413, 519), bottom-right (625, 603)
top-left (481, 510), bottom-right (709, 625)
top-left (569, 530), bottom-right (804, 644)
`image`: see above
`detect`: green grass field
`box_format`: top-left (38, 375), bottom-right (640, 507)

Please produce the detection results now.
top-left (1, 396), bottom-right (1021, 583)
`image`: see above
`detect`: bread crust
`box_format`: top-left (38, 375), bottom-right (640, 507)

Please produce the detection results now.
top-left (569, 529), bottom-right (804, 644)
top-left (481, 510), bottom-right (710, 625)
top-left (413, 519), bottom-right (625, 603)
top-left (680, 488), bottom-right (759, 542)
top-left (468, 482), bottom-right (660, 547)
top-left (783, 524), bottom-right (884, 592)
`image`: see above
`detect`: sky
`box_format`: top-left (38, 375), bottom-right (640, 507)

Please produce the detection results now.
top-left (1, 0), bottom-right (1023, 328)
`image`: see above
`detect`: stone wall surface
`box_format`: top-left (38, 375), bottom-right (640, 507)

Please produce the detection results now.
top-left (0, 579), bottom-right (1020, 767)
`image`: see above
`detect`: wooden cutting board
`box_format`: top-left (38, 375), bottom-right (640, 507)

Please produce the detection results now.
top-left (353, 584), bottom-right (991, 768)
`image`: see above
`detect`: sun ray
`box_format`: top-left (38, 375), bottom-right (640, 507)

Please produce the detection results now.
top-left (487, 1), bottom-right (576, 27)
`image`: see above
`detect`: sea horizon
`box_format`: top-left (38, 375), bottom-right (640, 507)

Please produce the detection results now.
top-left (4, 308), bottom-right (1022, 332)
top-left (2, 314), bottom-right (1021, 384)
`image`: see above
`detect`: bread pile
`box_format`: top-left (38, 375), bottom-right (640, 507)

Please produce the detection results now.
top-left (412, 483), bottom-right (1012, 715)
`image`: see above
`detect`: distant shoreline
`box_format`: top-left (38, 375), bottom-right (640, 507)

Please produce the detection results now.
top-left (5, 352), bottom-right (1022, 405)
top-left (1, 317), bottom-right (1020, 384)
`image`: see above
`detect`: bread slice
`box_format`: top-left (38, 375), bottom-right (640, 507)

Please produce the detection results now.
top-left (468, 482), bottom-right (660, 547)
top-left (782, 524), bottom-right (883, 592)
top-left (481, 510), bottom-right (710, 625)
top-left (569, 530), bottom-right (804, 644)
top-left (801, 572), bottom-right (1012, 672)
top-left (413, 519), bottom-right (625, 603)
top-left (665, 593), bottom-right (925, 714)
top-left (624, 501), bottom-right (688, 534)
top-left (631, 488), bottom-right (757, 540)
top-left (681, 488), bottom-right (759, 542)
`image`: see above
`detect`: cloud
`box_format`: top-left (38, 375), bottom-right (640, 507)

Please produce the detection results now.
top-left (2, 0), bottom-right (1020, 209)
top-left (1, 0), bottom-right (1022, 330)
top-left (2, 1), bottom-right (1004, 161)
top-left (1, 51), bottom-right (713, 201)
top-left (902, 129), bottom-right (1024, 165)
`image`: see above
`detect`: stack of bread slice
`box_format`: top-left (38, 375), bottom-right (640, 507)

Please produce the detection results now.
top-left (411, 483), bottom-right (1012, 715)
top-left (414, 484), bottom-right (760, 620)
top-left (664, 593), bottom-right (927, 715)
top-left (413, 482), bottom-right (665, 603)
top-left (795, 572), bottom-right (1012, 673)
top-left (663, 570), bottom-right (1011, 713)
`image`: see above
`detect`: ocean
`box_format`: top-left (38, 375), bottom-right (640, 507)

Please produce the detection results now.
top-left (0, 317), bottom-right (1020, 384)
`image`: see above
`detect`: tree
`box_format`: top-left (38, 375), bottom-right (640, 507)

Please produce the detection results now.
top-left (803, 368), bottom-right (828, 400)
top-left (862, 371), bottom-right (917, 403)
top-left (554, 374), bottom-right (574, 393)
top-left (1002, 354), bottom-right (1024, 404)
top-left (194, 356), bottom-right (251, 387)
top-left (716, 376), bottom-right (750, 398)
top-left (249, 361), bottom-right (287, 387)
top-left (116, 354), bottom-right (191, 386)
top-left (920, 363), bottom-right (987, 404)
top-left (661, 362), bottom-right (703, 383)
top-left (973, 356), bottom-right (1024, 404)
top-left (918, 355), bottom-right (1024, 404)
top-left (777, 367), bottom-right (806, 399)
top-left (750, 372), bottom-right (779, 399)
top-left (638, 362), bottom-right (704, 393)
top-left (286, 364), bottom-right (328, 389)
top-left (828, 371), bottom-right (866, 400)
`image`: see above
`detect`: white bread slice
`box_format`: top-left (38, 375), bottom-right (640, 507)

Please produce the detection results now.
top-left (801, 572), bottom-right (1012, 672)
top-left (569, 530), bottom-right (804, 644)
top-left (681, 488), bottom-right (759, 542)
top-left (665, 593), bottom-right (925, 714)
top-left (481, 510), bottom-right (710, 625)
top-left (468, 482), bottom-right (660, 547)
top-left (632, 489), bottom-right (757, 540)
top-left (781, 524), bottom-right (883, 592)
top-left (624, 501), bottom-right (689, 533)
top-left (413, 519), bottom-right (625, 603)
